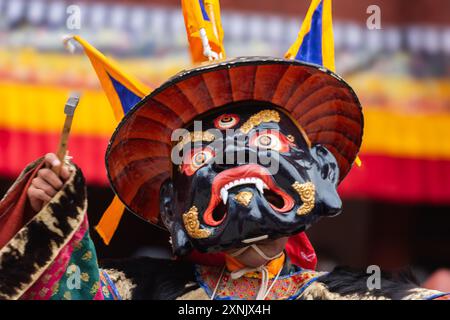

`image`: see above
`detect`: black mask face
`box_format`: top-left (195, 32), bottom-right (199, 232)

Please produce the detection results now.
top-left (160, 103), bottom-right (342, 256)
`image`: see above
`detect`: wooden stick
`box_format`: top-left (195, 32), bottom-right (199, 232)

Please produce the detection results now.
top-left (53, 93), bottom-right (80, 176)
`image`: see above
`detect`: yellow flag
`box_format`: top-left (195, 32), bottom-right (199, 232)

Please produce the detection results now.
top-left (181, 0), bottom-right (226, 63)
top-left (65, 35), bottom-right (151, 120)
top-left (65, 35), bottom-right (152, 245)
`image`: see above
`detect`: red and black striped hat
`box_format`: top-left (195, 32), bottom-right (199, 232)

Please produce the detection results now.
top-left (106, 57), bottom-right (364, 224)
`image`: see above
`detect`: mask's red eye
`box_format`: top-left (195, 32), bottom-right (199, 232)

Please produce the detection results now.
top-left (181, 147), bottom-right (215, 176)
top-left (249, 130), bottom-right (290, 153)
top-left (214, 114), bottom-right (240, 130)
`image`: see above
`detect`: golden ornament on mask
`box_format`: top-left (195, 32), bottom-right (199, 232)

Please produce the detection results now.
top-left (239, 110), bottom-right (281, 134)
top-left (292, 181), bottom-right (316, 216)
top-left (234, 191), bottom-right (253, 207)
top-left (182, 206), bottom-right (211, 239)
top-left (175, 131), bottom-right (215, 151)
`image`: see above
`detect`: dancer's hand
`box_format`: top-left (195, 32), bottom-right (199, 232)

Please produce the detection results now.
top-left (27, 153), bottom-right (71, 212)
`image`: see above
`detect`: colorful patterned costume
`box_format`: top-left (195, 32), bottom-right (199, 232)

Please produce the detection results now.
top-left (0, 94), bottom-right (448, 300)
top-left (1, 1), bottom-right (449, 301)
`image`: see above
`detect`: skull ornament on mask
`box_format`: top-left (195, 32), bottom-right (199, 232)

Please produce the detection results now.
top-left (106, 57), bottom-right (363, 257)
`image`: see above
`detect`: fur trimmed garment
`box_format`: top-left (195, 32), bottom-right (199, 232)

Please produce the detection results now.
top-left (0, 160), bottom-right (449, 300)
top-left (0, 159), bottom-right (116, 300)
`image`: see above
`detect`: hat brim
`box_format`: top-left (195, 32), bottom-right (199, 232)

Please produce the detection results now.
top-left (106, 57), bottom-right (363, 225)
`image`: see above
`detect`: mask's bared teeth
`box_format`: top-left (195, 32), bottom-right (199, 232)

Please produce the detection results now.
top-left (255, 179), bottom-right (265, 194)
top-left (220, 188), bottom-right (228, 204)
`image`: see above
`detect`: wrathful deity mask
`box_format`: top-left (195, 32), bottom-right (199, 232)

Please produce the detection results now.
top-left (160, 104), bottom-right (342, 254)
top-left (106, 57), bottom-right (363, 256)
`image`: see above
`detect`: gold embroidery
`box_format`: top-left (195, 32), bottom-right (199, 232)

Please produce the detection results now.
top-left (51, 283), bottom-right (60, 296)
top-left (82, 251), bottom-right (93, 261)
top-left (197, 265), bottom-right (323, 300)
top-left (42, 274), bottom-right (52, 284)
top-left (39, 287), bottom-right (49, 297)
top-left (239, 110), bottom-right (281, 134)
top-left (67, 264), bottom-right (77, 273)
top-left (63, 291), bottom-right (72, 300)
top-left (56, 266), bottom-right (65, 276)
top-left (182, 206), bottom-right (211, 239)
top-left (81, 272), bottom-right (90, 282)
top-left (234, 191), bottom-right (253, 207)
top-left (175, 131), bottom-right (215, 151)
top-left (292, 181), bottom-right (316, 216)
top-left (90, 282), bottom-right (100, 295)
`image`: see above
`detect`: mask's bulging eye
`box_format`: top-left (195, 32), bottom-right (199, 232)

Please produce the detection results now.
top-left (181, 147), bottom-right (215, 176)
top-left (214, 114), bottom-right (240, 129)
top-left (249, 130), bottom-right (290, 152)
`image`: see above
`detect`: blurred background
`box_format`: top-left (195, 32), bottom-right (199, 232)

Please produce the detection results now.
top-left (0, 0), bottom-right (449, 282)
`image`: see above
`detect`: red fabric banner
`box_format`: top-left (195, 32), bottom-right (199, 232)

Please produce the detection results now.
top-left (1, 129), bottom-right (450, 204)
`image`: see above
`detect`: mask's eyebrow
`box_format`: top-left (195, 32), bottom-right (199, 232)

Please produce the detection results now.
top-left (174, 131), bottom-right (215, 151)
top-left (239, 109), bottom-right (311, 148)
top-left (239, 110), bottom-right (281, 134)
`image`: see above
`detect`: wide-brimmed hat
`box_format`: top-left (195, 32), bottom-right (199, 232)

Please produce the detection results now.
top-left (105, 57), bottom-right (363, 225)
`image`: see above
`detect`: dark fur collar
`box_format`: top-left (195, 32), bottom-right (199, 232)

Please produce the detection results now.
top-left (0, 161), bottom-right (87, 300)
top-left (299, 266), bottom-right (442, 300)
